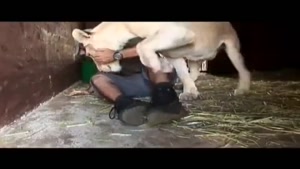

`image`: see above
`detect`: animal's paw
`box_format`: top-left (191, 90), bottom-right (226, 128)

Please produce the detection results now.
top-left (233, 88), bottom-right (249, 96)
top-left (99, 65), bottom-right (111, 72)
top-left (179, 91), bottom-right (200, 101)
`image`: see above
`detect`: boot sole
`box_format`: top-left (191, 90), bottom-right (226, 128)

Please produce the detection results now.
top-left (146, 106), bottom-right (189, 126)
top-left (119, 105), bottom-right (148, 126)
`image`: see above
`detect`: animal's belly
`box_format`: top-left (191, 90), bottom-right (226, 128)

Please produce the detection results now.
top-left (186, 50), bottom-right (218, 61)
top-left (162, 45), bottom-right (219, 60)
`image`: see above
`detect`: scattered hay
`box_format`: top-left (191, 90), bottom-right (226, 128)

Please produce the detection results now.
top-left (172, 70), bottom-right (300, 148)
top-left (174, 112), bottom-right (300, 147)
top-left (66, 69), bottom-right (300, 148)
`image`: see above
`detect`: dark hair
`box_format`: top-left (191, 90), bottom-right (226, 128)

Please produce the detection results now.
top-left (123, 37), bottom-right (145, 49)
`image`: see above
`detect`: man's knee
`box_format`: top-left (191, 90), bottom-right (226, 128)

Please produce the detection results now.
top-left (147, 67), bottom-right (175, 84)
top-left (90, 73), bottom-right (117, 100)
top-left (91, 73), bottom-right (111, 86)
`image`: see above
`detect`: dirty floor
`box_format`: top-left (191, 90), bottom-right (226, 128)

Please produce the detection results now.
top-left (1, 69), bottom-right (300, 148)
top-left (0, 82), bottom-right (222, 148)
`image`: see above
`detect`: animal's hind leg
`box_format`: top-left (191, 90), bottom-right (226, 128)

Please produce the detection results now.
top-left (224, 40), bottom-right (251, 95)
top-left (188, 60), bottom-right (202, 81)
top-left (136, 27), bottom-right (195, 73)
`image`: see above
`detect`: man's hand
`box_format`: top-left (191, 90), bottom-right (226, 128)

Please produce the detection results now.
top-left (86, 45), bottom-right (115, 64)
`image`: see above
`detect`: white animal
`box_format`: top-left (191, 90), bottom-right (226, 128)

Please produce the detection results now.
top-left (72, 22), bottom-right (251, 101)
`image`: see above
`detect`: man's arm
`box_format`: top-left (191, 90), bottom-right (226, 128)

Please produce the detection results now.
top-left (85, 45), bottom-right (139, 64)
top-left (120, 47), bottom-right (138, 59)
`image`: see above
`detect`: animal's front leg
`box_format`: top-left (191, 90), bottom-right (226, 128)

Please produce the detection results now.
top-left (167, 58), bottom-right (200, 101)
top-left (136, 27), bottom-right (195, 73)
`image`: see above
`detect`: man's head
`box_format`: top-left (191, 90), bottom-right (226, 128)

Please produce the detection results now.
top-left (72, 28), bottom-right (122, 72)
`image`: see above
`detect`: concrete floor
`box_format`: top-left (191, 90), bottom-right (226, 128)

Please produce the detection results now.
top-left (0, 82), bottom-right (223, 148)
top-left (2, 70), bottom-right (300, 148)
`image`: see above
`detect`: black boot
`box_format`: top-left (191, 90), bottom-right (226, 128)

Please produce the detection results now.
top-left (148, 82), bottom-right (183, 114)
top-left (109, 95), bottom-right (149, 126)
top-left (142, 82), bottom-right (187, 126)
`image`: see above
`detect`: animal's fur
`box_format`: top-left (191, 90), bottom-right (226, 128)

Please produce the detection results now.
top-left (71, 22), bottom-right (251, 101)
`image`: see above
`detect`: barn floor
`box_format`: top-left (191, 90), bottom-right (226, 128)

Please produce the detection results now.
top-left (0, 69), bottom-right (300, 148)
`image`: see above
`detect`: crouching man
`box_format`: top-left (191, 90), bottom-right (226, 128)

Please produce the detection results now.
top-left (83, 38), bottom-right (185, 126)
